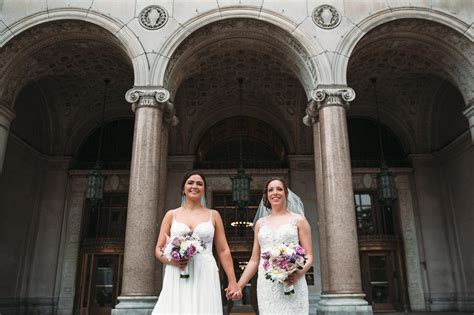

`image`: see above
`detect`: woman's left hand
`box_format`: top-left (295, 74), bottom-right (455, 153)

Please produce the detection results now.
top-left (286, 269), bottom-right (304, 286)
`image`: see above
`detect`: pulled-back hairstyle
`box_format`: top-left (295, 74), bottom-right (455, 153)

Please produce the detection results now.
top-left (262, 177), bottom-right (289, 208)
top-left (181, 170), bottom-right (207, 197)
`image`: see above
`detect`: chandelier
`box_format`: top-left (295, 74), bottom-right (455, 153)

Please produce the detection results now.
top-left (86, 78), bottom-right (110, 208)
top-left (230, 78), bottom-right (252, 227)
top-left (371, 77), bottom-right (397, 206)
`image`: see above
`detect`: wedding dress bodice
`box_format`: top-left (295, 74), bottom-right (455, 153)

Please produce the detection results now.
top-left (171, 218), bottom-right (214, 255)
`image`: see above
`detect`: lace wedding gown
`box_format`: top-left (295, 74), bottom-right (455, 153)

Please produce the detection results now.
top-left (152, 211), bottom-right (222, 314)
top-left (257, 216), bottom-right (309, 314)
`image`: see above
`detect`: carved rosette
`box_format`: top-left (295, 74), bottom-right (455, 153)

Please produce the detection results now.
top-left (312, 5), bottom-right (342, 29)
top-left (303, 88), bottom-right (355, 126)
top-left (125, 87), bottom-right (179, 126)
top-left (138, 6), bottom-right (169, 30)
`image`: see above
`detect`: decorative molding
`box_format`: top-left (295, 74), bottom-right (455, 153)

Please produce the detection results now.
top-left (303, 88), bottom-right (355, 126)
top-left (312, 5), bottom-right (342, 30)
top-left (138, 6), bottom-right (168, 30)
top-left (125, 87), bottom-right (179, 126)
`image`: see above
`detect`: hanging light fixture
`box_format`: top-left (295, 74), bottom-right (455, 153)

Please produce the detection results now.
top-left (231, 78), bottom-right (252, 227)
top-left (371, 77), bottom-right (397, 206)
top-left (86, 78), bottom-right (110, 208)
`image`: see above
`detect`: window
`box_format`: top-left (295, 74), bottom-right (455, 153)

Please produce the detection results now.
top-left (354, 192), bottom-right (396, 236)
top-left (83, 193), bottom-right (128, 240)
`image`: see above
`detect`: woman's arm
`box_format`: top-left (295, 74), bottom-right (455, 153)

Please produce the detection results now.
top-left (286, 216), bottom-right (313, 285)
top-left (212, 210), bottom-right (239, 295)
top-left (236, 221), bottom-right (261, 290)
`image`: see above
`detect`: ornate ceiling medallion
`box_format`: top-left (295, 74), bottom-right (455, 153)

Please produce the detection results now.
top-left (312, 5), bottom-right (341, 29)
top-left (139, 5), bottom-right (168, 30)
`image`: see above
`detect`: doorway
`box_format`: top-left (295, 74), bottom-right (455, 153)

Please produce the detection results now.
top-left (75, 193), bottom-right (128, 315)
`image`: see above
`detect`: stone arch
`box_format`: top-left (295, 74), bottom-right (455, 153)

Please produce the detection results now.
top-left (67, 110), bottom-right (134, 158)
top-left (186, 104), bottom-right (297, 157)
top-left (150, 8), bottom-right (332, 97)
top-left (335, 8), bottom-right (473, 105)
top-left (347, 110), bottom-right (414, 155)
top-left (0, 19), bottom-right (135, 155)
top-left (0, 9), bottom-right (147, 87)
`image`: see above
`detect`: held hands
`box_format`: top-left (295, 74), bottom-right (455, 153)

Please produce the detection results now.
top-left (224, 283), bottom-right (242, 301)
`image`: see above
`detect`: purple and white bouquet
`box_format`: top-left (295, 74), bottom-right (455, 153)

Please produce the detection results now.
top-left (261, 242), bottom-right (307, 295)
top-left (162, 231), bottom-right (206, 278)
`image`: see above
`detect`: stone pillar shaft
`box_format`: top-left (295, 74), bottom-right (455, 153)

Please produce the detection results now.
top-left (304, 88), bottom-right (371, 314)
top-left (122, 100), bottom-right (163, 296)
top-left (319, 103), bottom-right (362, 293)
top-left (114, 88), bottom-right (178, 315)
top-left (0, 105), bottom-right (15, 174)
top-left (312, 119), bottom-right (330, 293)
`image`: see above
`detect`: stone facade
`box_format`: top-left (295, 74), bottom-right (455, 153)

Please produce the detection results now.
top-left (0, 1), bottom-right (473, 314)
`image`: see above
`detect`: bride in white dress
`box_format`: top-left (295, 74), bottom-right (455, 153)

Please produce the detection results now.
top-left (232, 177), bottom-right (313, 314)
top-left (152, 171), bottom-right (239, 314)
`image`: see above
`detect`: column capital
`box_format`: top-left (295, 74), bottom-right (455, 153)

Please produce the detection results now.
top-left (125, 87), bottom-right (179, 126)
top-left (311, 87), bottom-right (356, 109)
top-left (125, 87), bottom-right (170, 109)
top-left (303, 87), bottom-right (355, 126)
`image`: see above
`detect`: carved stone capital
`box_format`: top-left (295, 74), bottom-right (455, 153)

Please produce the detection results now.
top-left (303, 88), bottom-right (355, 126)
top-left (311, 87), bottom-right (355, 110)
top-left (125, 87), bottom-right (179, 126)
top-left (303, 99), bottom-right (319, 126)
top-left (125, 87), bottom-right (170, 110)
top-left (163, 101), bottom-right (180, 127)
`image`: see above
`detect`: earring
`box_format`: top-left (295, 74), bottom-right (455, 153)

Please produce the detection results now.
top-left (181, 195), bottom-right (186, 207)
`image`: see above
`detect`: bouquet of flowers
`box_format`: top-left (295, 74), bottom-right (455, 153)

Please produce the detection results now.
top-left (261, 242), bottom-right (307, 295)
top-left (161, 231), bottom-right (206, 278)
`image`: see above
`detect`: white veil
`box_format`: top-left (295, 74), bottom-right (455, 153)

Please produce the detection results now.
top-left (252, 189), bottom-right (305, 228)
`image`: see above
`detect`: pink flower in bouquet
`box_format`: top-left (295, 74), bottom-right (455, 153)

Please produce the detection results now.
top-left (261, 242), bottom-right (307, 295)
top-left (162, 231), bottom-right (206, 278)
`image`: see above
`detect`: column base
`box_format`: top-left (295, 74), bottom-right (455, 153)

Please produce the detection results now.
top-left (112, 296), bottom-right (157, 315)
top-left (317, 293), bottom-right (373, 315)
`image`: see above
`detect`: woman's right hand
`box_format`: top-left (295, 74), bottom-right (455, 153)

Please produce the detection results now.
top-left (171, 258), bottom-right (189, 270)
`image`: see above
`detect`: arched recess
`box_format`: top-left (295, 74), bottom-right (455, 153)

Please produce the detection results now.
top-left (74, 119), bottom-right (134, 169)
top-left (0, 20), bottom-right (135, 155)
top-left (151, 11), bottom-right (333, 96)
top-left (346, 17), bottom-right (473, 152)
top-left (335, 8), bottom-right (473, 105)
top-left (347, 117), bottom-right (407, 167)
top-left (195, 116), bottom-right (288, 169)
top-left (0, 9), bottom-right (147, 86)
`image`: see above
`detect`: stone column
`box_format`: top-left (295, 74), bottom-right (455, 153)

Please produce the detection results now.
top-left (114, 87), bottom-right (177, 315)
top-left (304, 88), bottom-right (372, 315)
top-left (462, 105), bottom-right (474, 142)
top-left (0, 104), bottom-right (16, 174)
top-left (154, 103), bottom-right (178, 294)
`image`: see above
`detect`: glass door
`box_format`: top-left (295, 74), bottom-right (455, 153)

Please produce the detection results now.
top-left (360, 251), bottom-right (397, 311)
top-left (78, 253), bottom-right (123, 315)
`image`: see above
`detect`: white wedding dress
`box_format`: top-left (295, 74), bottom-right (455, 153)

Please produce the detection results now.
top-left (152, 211), bottom-right (222, 314)
top-left (257, 215), bottom-right (309, 314)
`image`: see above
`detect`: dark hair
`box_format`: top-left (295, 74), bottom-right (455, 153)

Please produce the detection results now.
top-left (181, 170), bottom-right (207, 196)
top-left (262, 177), bottom-right (289, 208)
